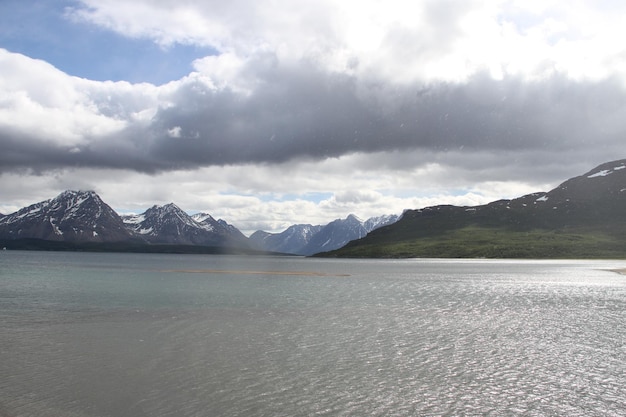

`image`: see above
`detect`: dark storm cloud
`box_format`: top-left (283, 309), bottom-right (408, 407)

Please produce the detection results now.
top-left (120, 70), bottom-right (626, 170)
top-left (2, 56), bottom-right (626, 174)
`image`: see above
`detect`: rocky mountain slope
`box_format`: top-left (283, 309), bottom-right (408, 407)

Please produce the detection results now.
top-left (0, 190), bottom-right (250, 249)
top-left (297, 214), bottom-right (398, 256)
top-left (122, 204), bottom-right (248, 247)
top-left (0, 190), bottom-right (132, 242)
top-left (249, 224), bottom-right (323, 254)
top-left (0, 190), bottom-right (396, 254)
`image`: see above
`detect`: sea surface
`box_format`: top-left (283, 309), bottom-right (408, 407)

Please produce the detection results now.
top-left (1, 251), bottom-right (625, 417)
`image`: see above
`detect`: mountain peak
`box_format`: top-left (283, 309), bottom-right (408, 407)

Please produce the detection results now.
top-left (0, 189), bottom-right (130, 242)
top-left (191, 212), bottom-right (216, 223)
top-left (346, 214), bottom-right (362, 222)
top-left (57, 189), bottom-right (97, 197)
top-left (123, 203), bottom-right (248, 247)
top-left (148, 202), bottom-right (182, 212)
top-left (54, 189), bottom-right (100, 204)
top-left (162, 202), bottom-right (180, 210)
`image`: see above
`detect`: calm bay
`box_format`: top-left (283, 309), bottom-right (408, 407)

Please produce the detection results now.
top-left (1, 250), bottom-right (625, 416)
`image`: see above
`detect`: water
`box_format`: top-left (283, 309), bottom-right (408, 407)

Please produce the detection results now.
top-left (1, 251), bottom-right (626, 416)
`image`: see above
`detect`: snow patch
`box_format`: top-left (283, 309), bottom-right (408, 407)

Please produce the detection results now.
top-left (536, 196), bottom-right (549, 202)
top-left (192, 213), bottom-right (215, 223)
top-left (50, 219), bottom-right (63, 235)
top-left (588, 169), bottom-right (612, 178)
top-left (122, 214), bottom-right (145, 224)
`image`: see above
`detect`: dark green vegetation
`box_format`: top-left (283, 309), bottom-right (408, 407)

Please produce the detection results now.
top-left (322, 226), bottom-right (626, 259)
top-left (319, 160), bottom-right (626, 259)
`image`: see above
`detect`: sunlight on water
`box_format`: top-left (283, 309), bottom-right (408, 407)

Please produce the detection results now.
top-left (1, 252), bottom-right (625, 416)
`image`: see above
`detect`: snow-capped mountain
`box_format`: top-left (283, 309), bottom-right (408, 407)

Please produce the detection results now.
top-left (250, 214), bottom-right (399, 255)
top-left (249, 224), bottom-right (323, 254)
top-left (122, 204), bottom-right (248, 247)
top-left (297, 214), bottom-right (367, 256)
top-left (364, 214), bottom-right (400, 232)
top-left (0, 189), bottom-right (399, 254)
top-left (191, 213), bottom-right (249, 242)
top-left (0, 190), bottom-right (132, 242)
top-left (298, 214), bottom-right (400, 256)
top-left (0, 191), bottom-right (250, 249)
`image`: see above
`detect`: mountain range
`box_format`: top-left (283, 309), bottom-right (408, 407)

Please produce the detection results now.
top-left (0, 190), bottom-right (399, 255)
top-left (121, 204), bottom-right (249, 247)
top-left (319, 159), bottom-right (626, 259)
top-left (3, 159), bottom-right (626, 258)
top-left (249, 214), bottom-right (398, 255)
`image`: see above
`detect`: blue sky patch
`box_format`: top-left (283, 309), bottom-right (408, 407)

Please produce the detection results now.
top-left (0, 0), bottom-right (214, 84)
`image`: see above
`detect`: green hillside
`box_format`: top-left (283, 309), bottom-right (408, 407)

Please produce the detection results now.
top-left (318, 160), bottom-right (626, 259)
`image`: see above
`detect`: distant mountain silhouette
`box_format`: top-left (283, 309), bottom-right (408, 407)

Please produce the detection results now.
top-left (249, 214), bottom-right (398, 255)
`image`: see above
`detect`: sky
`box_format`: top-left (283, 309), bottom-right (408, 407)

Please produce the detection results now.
top-left (1, 0), bottom-right (626, 235)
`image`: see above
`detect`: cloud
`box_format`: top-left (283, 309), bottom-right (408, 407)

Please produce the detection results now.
top-left (66, 0), bottom-right (626, 82)
top-left (0, 50), bottom-right (127, 146)
top-left (2, 44), bottom-right (625, 177)
top-left (4, 0), bottom-right (626, 176)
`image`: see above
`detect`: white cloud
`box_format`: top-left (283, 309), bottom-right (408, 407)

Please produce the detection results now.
top-left (0, 50), bottom-right (129, 146)
top-left (67, 0), bottom-right (626, 84)
top-left (167, 126), bottom-right (182, 138)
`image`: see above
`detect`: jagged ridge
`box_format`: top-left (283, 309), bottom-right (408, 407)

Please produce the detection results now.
top-left (0, 190), bottom-right (132, 242)
top-left (250, 213), bottom-right (399, 255)
top-left (0, 190), bottom-right (398, 254)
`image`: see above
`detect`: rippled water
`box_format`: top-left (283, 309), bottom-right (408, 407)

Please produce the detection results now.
top-left (1, 251), bottom-right (626, 416)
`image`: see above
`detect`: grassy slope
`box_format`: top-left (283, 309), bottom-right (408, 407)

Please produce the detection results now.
top-left (323, 226), bottom-right (626, 259)
top-left (319, 197), bottom-right (626, 259)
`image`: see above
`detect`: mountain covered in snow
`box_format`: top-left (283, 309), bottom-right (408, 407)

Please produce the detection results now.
top-left (7, 159), bottom-right (626, 258)
top-left (122, 204), bottom-right (248, 247)
top-left (0, 190), bottom-right (250, 249)
top-left (0, 190), bottom-right (398, 254)
top-left (249, 224), bottom-right (323, 254)
top-left (321, 159), bottom-right (626, 258)
top-left (0, 190), bottom-right (132, 242)
top-left (249, 213), bottom-right (399, 255)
